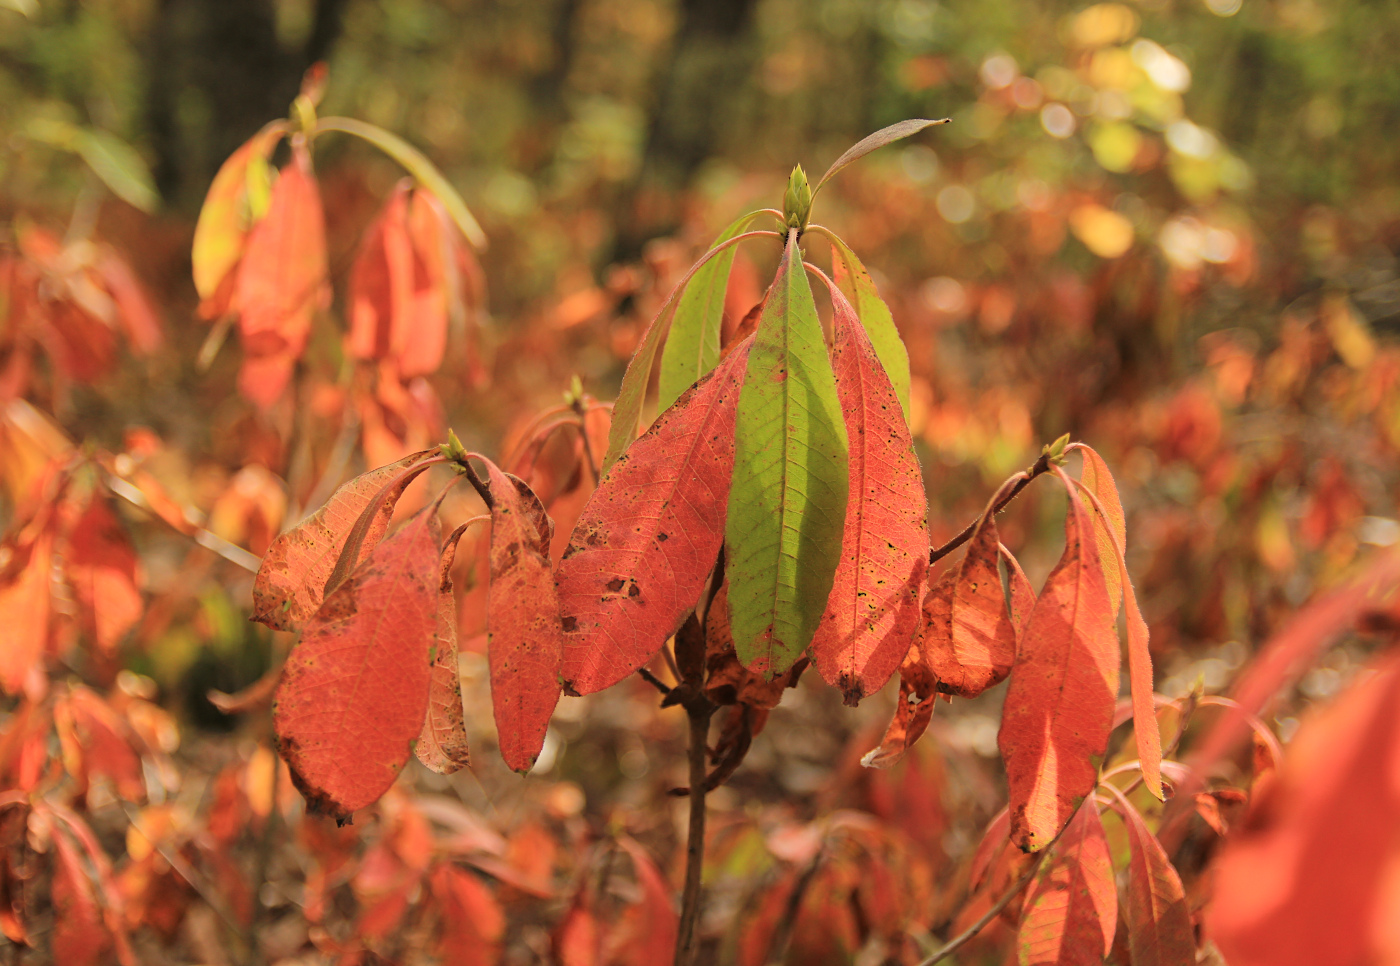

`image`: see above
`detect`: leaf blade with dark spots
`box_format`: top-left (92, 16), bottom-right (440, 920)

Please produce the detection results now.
top-left (557, 341), bottom-right (751, 695)
top-left (484, 460), bottom-right (563, 772)
top-left (416, 521), bottom-right (477, 775)
top-left (253, 450), bottom-right (436, 631)
top-left (273, 502), bottom-right (442, 820)
top-left (921, 476), bottom-right (1031, 698)
top-left (810, 278), bottom-right (927, 704)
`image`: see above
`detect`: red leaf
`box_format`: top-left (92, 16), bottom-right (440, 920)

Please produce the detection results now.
top-left (483, 459), bottom-right (563, 772)
top-left (553, 888), bottom-right (601, 966)
top-left (968, 806), bottom-right (1010, 892)
top-left (51, 827), bottom-right (109, 966)
top-left (235, 139), bottom-right (327, 409)
top-left (556, 339), bottom-right (751, 695)
top-left (431, 864), bottom-right (504, 966)
top-left (998, 469), bottom-right (1118, 851)
top-left (810, 279), bottom-right (928, 704)
top-left (93, 248), bottom-right (161, 354)
top-left (0, 521), bottom-right (52, 695)
top-left (922, 475), bottom-right (1033, 698)
top-left (612, 837), bottom-right (679, 966)
top-left (1070, 446), bottom-right (1163, 800)
top-left (1018, 801), bottom-right (1117, 966)
top-left (273, 502), bottom-right (442, 820)
top-left (860, 645), bottom-right (936, 769)
top-left (253, 450), bottom-right (437, 631)
top-left (62, 492), bottom-right (142, 653)
top-left (1207, 650), bottom-right (1400, 966)
top-left (416, 523), bottom-right (476, 775)
top-left (1108, 791), bottom-right (1194, 966)
top-left (58, 686), bottom-right (146, 801)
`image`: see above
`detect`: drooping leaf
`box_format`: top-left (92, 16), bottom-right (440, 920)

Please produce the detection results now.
top-left (62, 492), bottom-right (142, 654)
top-left (50, 825), bottom-right (109, 966)
top-left (727, 231), bottom-right (849, 676)
top-left (1072, 444), bottom-right (1125, 612)
top-left (482, 459), bottom-right (563, 773)
top-left (1068, 454), bottom-right (1164, 801)
top-left (348, 181), bottom-right (452, 379)
top-left (192, 121), bottom-right (287, 302)
top-left (812, 118), bottom-right (950, 194)
top-left (614, 837), bottom-right (680, 966)
top-left (998, 470), bottom-right (1119, 852)
top-left (860, 645), bottom-right (936, 768)
top-left (1107, 791), bottom-right (1194, 966)
top-left (430, 864), bottom-right (505, 966)
top-left (234, 138), bottom-right (328, 409)
top-left (57, 686), bottom-right (146, 802)
top-left (968, 807), bottom-right (1011, 892)
top-left (810, 278), bottom-right (927, 703)
top-left (1018, 800), bottom-right (1117, 966)
top-left (828, 238), bottom-right (911, 421)
top-left (657, 211), bottom-right (763, 413)
top-left (703, 581), bottom-right (808, 713)
top-left (252, 450), bottom-right (437, 631)
top-left (314, 116), bottom-right (486, 250)
top-left (921, 476), bottom-right (1032, 699)
top-left (557, 340), bottom-right (751, 694)
top-left (273, 502), bottom-right (442, 820)
top-left (1207, 650), bottom-right (1400, 966)
top-left (0, 523), bottom-right (52, 695)
top-left (416, 522), bottom-right (477, 775)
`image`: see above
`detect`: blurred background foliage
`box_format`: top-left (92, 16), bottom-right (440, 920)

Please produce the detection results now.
top-left (4, 1), bottom-right (1400, 959)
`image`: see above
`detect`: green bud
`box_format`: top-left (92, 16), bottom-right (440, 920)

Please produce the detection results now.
top-left (783, 164), bottom-right (813, 233)
top-left (440, 427), bottom-right (468, 464)
top-left (1045, 432), bottom-right (1072, 461)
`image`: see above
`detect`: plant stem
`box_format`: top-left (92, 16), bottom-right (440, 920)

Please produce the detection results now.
top-left (676, 701), bottom-right (713, 966)
top-left (928, 451), bottom-right (1054, 566)
top-left (916, 849), bottom-right (1046, 966)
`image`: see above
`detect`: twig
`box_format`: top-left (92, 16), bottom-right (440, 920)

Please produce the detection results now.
top-left (570, 395), bottom-right (600, 484)
top-left (637, 667), bottom-right (671, 695)
top-left (928, 452), bottom-right (1053, 566)
top-left (104, 472), bottom-right (262, 573)
top-left (915, 815), bottom-right (1071, 966)
top-left (675, 699), bottom-right (715, 966)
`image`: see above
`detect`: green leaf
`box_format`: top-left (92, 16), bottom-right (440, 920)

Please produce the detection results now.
top-left (726, 231), bottom-right (849, 676)
top-left (27, 119), bottom-right (159, 213)
top-left (314, 116), bottom-right (486, 250)
top-left (812, 118), bottom-right (949, 196)
top-left (657, 210), bottom-right (762, 414)
top-left (828, 236), bottom-right (911, 422)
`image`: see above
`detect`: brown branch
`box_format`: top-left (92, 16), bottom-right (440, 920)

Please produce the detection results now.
top-left (763, 840), bottom-right (827, 966)
top-left (675, 699), bottom-right (715, 966)
top-left (929, 451), bottom-right (1054, 566)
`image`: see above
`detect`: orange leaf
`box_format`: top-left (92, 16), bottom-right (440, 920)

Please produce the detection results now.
top-left (1107, 790), bottom-right (1194, 966)
top-left (51, 826), bottom-right (109, 966)
top-left (273, 501), bottom-right (442, 820)
top-left (0, 520), bottom-right (54, 695)
top-left (431, 864), bottom-right (505, 966)
top-left (1207, 650), bottom-right (1400, 966)
top-left (613, 837), bottom-right (679, 966)
top-left (1069, 447), bottom-right (1163, 800)
top-left (62, 492), bottom-right (142, 653)
top-left (235, 139), bottom-right (327, 408)
top-left (1018, 800), bottom-right (1117, 965)
top-left (253, 450), bottom-right (437, 631)
top-left (998, 469), bottom-right (1119, 851)
top-left (922, 475), bottom-right (1033, 698)
top-left (415, 522), bottom-right (476, 775)
top-left (483, 458), bottom-right (563, 773)
top-left (860, 644), bottom-right (936, 769)
top-left (810, 279), bottom-right (928, 704)
top-left (192, 121), bottom-right (286, 302)
top-left (557, 339), bottom-right (751, 695)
